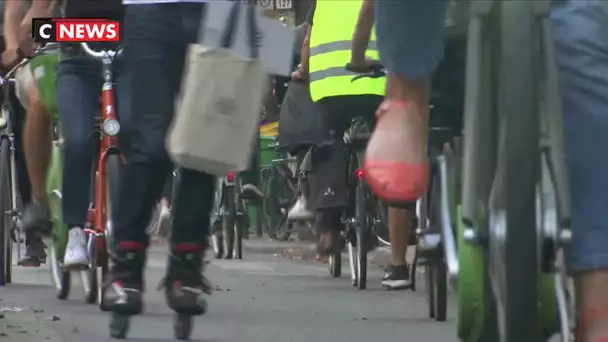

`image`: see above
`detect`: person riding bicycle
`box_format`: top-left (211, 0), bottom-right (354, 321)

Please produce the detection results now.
top-left (292, 0), bottom-right (385, 258)
top-left (292, 0), bottom-right (418, 289)
top-left (3, 0), bottom-right (60, 267)
top-left (356, 0), bottom-right (608, 340)
top-left (23, 0), bottom-right (130, 270)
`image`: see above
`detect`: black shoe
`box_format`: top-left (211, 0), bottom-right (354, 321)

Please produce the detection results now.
top-left (107, 241), bottom-right (146, 315)
top-left (17, 235), bottom-right (47, 267)
top-left (382, 264), bottom-right (411, 290)
top-left (22, 202), bottom-right (51, 234)
top-left (160, 243), bottom-right (212, 316)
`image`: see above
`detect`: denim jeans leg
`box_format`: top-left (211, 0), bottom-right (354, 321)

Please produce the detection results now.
top-left (56, 57), bottom-right (102, 227)
top-left (552, 0), bottom-right (608, 273)
top-left (113, 3), bottom-right (214, 245)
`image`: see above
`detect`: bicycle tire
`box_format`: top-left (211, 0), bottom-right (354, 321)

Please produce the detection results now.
top-left (428, 165), bottom-right (448, 321)
top-left (426, 264), bottom-right (436, 319)
top-left (433, 261), bottom-right (448, 322)
top-left (0, 137), bottom-right (10, 286)
top-left (328, 252), bottom-right (341, 278)
top-left (354, 180), bottom-right (368, 290)
top-left (265, 165), bottom-right (293, 241)
top-left (234, 199), bottom-right (245, 260)
top-left (92, 153), bottom-right (121, 309)
top-left (222, 188), bottom-right (236, 259)
top-left (49, 242), bottom-right (71, 299)
top-left (489, 2), bottom-right (540, 340)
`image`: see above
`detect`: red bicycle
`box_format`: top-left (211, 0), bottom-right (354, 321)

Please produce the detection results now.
top-left (77, 42), bottom-right (123, 311)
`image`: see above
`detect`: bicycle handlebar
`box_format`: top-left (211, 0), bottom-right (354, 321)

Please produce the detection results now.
top-left (80, 42), bottom-right (121, 60)
top-left (346, 62), bottom-right (386, 82)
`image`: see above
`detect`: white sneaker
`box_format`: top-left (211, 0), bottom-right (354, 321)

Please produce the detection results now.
top-left (287, 197), bottom-right (314, 220)
top-left (63, 227), bottom-right (89, 268)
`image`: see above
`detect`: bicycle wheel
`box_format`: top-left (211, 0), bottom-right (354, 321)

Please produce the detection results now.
top-left (354, 180), bottom-right (369, 290)
top-left (88, 153), bottom-right (120, 310)
top-left (49, 190), bottom-right (70, 300)
top-left (488, 2), bottom-right (540, 340)
top-left (328, 251), bottom-right (341, 277)
top-left (222, 187), bottom-right (236, 259)
top-left (0, 137), bottom-right (11, 286)
top-left (234, 197), bottom-right (245, 260)
top-left (264, 165), bottom-right (293, 241)
top-left (428, 166), bottom-right (448, 321)
top-left (47, 143), bottom-right (70, 299)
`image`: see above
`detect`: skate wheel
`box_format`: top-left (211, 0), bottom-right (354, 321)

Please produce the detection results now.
top-left (109, 312), bottom-right (130, 339)
top-left (174, 313), bottom-right (193, 340)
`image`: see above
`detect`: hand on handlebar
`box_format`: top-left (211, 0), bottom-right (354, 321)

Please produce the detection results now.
top-left (346, 58), bottom-right (383, 73)
top-left (290, 69), bottom-right (308, 83)
top-left (1, 42), bottom-right (38, 72)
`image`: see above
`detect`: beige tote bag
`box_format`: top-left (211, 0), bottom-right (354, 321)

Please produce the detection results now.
top-left (168, 2), bottom-right (267, 175)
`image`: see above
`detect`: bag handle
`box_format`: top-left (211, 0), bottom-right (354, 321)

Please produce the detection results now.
top-left (220, 1), bottom-right (260, 59)
top-left (246, 4), bottom-right (260, 59)
top-left (220, 1), bottom-right (241, 49)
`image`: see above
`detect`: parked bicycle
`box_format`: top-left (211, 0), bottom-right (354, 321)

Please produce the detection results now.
top-left (211, 171), bottom-right (246, 260)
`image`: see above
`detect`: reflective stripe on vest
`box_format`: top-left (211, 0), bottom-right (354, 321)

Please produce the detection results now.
top-left (308, 0), bottom-right (384, 102)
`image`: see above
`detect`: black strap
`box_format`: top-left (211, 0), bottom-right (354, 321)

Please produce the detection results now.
top-left (220, 1), bottom-right (241, 49)
top-left (220, 1), bottom-right (260, 59)
top-left (246, 4), bottom-right (260, 59)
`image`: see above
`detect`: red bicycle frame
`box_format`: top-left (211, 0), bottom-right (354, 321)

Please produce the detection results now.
top-left (80, 43), bottom-right (122, 268)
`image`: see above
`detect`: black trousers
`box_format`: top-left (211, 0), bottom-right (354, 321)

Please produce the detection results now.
top-left (113, 3), bottom-right (214, 245)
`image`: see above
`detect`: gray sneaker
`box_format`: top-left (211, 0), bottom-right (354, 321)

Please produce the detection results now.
top-left (18, 238), bottom-right (47, 267)
top-left (22, 202), bottom-right (51, 234)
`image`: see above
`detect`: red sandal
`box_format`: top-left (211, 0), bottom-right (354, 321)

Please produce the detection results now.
top-left (577, 309), bottom-right (608, 342)
top-left (363, 100), bottom-right (429, 202)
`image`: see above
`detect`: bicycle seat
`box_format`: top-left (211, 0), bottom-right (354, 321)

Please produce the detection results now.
top-left (343, 117), bottom-right (371, 146)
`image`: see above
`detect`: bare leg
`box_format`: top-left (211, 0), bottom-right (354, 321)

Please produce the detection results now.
top-left (382, 206), bottom-right (414, 289)
top-left (19, 84), bottom-right (51, 267)
top-left (365, 74), bottom-right (430, 202)
top-left (575, 272), bottom-right (608, 342)
top-left (23, 85), bottom-right (52, 204)
top-left (388, 206), bottom-right (412, 266)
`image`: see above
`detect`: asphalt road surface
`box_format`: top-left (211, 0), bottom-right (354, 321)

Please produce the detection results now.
top-left (0, 241), bottom-right (459, 342)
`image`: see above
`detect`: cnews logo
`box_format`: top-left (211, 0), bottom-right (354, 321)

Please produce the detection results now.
top-left (32, 18), bottom-right (120, 43)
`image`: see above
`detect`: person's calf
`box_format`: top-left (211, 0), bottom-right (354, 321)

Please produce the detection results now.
top-left (364, 74), bottom-right (430, 202)
top-left (23, 89), bottom-right (52, 205)
top-left (315, 208), bottom-right (344, 256)
top-left (382, 206), bottom-right (414, 290)
top-left (575, 271), bottom-right (608, 342)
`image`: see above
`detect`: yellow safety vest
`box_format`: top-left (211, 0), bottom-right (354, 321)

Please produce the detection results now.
top-left (309, 0), bottom-right (385, 102)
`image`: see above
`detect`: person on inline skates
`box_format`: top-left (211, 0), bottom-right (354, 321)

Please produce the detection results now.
top-left (2, 0), bottom-right (60, 267)
top-left (105, 0), bottom-right (213, 334)
top-left (357, 1), bottom-right (608, 340)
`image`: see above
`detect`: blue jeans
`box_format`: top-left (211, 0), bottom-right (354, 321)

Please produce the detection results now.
top-left (56, 53), bottom-right (130, 227)
top-left (374, 0), bottom-right (608, 272)
top-left (113, 3), bottom-right (215, 245)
